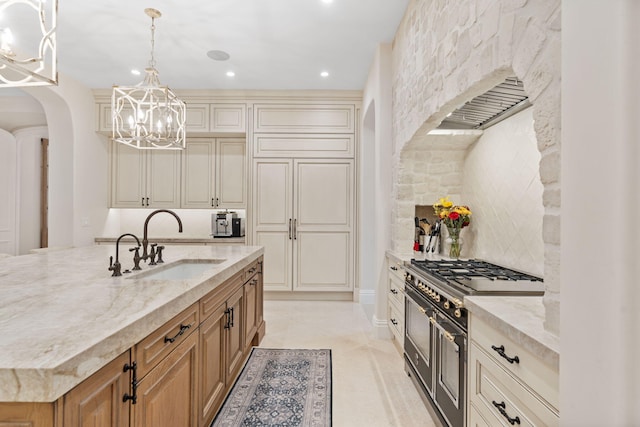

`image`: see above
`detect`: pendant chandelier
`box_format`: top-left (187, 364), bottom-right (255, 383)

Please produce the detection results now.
top-left (0, 0), bottom-right (58, 86)
top-left (112, 8), bottom-right (186, 150)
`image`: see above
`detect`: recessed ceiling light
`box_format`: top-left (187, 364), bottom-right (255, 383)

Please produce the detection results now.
top-left (131, 69), bottom-right (141, 76)
top-left (207, 50), bottom-right (230, 61)
top-left (226, 71), bottom-right (235, 77)
top-left (320, 71), bottom-right (329, 78)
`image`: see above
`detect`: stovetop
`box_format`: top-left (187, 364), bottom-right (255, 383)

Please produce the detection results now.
top-left (409, 258), bottom-right (544, 296)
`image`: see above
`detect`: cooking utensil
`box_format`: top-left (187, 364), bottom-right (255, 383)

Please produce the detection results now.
top-left (431, 221), bottom-right (441, 253)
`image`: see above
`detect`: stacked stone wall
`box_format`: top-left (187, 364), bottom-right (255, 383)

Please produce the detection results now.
top-left (390, 0), bottom-right (561, 333)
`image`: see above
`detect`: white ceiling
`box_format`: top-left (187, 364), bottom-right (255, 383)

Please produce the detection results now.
top-left (51, 0), bottom-right (409, 90)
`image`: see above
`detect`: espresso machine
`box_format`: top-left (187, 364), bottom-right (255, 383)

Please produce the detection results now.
top-left (212, 211), bottom-right (237, 237)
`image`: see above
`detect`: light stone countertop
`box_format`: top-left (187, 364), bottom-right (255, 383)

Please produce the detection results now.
top-left (94, 236), bottom-right (246, 244)
top-left (465, 296), bottom-right (560, 370)
top-left (0, 244), bottom-right (263, 402)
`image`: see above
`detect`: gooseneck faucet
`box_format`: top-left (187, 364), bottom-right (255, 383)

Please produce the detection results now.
top-left (141, 209), bottom-right (183, 264)
top-left (109, 233), bottom-right (141, 277)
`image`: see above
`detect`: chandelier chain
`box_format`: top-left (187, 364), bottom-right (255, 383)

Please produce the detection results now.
top-left (149, 17), bottom-right (156, 69)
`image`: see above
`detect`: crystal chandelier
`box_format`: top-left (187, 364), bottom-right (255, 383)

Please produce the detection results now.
top-left (0, 0), bottom-right (58, 86)
top-left (112, 8), bottom-right (186, 150)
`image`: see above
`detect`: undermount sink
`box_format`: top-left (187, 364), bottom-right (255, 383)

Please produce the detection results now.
top-left (131, 259), bottom-right (226, 281)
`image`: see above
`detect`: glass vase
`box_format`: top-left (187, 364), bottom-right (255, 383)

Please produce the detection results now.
top-left (447, 226), bottom-right (462, 259)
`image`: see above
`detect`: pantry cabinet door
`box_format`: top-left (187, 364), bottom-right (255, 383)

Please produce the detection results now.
top-left (293, 159), bottom-right (354, 291)
top-left (252, 159), bottom-right (293, 291)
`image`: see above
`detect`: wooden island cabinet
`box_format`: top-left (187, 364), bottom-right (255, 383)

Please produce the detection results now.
top-left (0, 255), bottom-right (265, 427)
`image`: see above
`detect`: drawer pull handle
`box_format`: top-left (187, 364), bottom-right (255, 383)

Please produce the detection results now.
top-left (390, 288), bottom-right (398, 295)
top-left (491, 344), bottom-right (520, 364)
top-left (390, 318), bottom-right (398, 325)
top-left (248, 267), bottom-right (257, 274)
top-left (390, 266), bottom-right (398, 271)
top-left (164, 323), bottom-right (191, 344)
top-left (492, 401), bottom-right (521, 425)
top-left (123, 362), bottom-right (138, 404)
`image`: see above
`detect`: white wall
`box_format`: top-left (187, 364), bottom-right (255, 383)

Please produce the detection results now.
top-left (562, 1), bottom-right (640, 424)
top-left (361, 44), bottom-right (394, 336)
top-left (462, 108), bottom-right (544, 275)
top-left (24, 75), bottom-right (109, 249)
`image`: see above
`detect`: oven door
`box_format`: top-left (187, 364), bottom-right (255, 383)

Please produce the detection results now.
top-left (432, 311), bottom-right (466, 427)
top-left (404, 286), bottom-right (435, 395)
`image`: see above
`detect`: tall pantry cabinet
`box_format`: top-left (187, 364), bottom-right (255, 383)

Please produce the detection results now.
top-left (251, 104), bottom-right (356, 295)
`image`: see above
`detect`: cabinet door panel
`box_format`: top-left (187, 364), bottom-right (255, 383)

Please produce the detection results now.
top-left (295, 160), bottom-right (352, 227)
top-left (295, 231), bottom-right (352, 291)
top-left (182, 139), bottom-right (215, 208)
top-left (147, 150), bottom-right (181, 208)
top-left (253, 160), bottom-right (292, 228)
top-left (244, 280), bottom-right (258, 348)
top-left (134, 332), bottom-right (199, 427)
top-left (225, 287), bottom-right (245, 383)
top-left (216, 139), bottom-right (246, 208)
top-left (63, 351), bottom-right (131, 427)
top-left (110, 142), bottom-right (144, 207)
top-left (293, 160), bottom-right (354, 291)
top-left (199, 304), bottom-right (227, 427)
top-left (255, 231), bottom-right (291, 291)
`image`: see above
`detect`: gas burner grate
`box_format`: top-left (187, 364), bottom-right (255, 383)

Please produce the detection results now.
top-left (410, 259), bottom-right (543, 283)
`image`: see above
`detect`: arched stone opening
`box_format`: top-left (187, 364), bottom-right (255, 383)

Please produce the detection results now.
top-left (390, 0), bottom-right (561, 333)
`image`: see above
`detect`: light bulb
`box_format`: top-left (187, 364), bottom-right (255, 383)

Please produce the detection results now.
top-left (0, 28), bottom-right (14, 54)
top-left (128, 115), bottom-right (135, 130)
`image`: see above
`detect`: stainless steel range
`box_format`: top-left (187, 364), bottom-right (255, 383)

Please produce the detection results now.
top-left (403, 258), bottom-right (543, 427)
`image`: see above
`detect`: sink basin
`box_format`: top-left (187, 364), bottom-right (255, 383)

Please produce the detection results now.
top-left (131, 259), bottom-right (226, 281)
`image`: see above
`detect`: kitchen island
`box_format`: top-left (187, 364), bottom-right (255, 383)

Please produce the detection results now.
top-left (0, 244), bottom-right (264, 426)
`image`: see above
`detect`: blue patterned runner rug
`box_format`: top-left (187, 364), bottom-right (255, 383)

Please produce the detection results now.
top-left (211, 348), bottom-right (332, 427)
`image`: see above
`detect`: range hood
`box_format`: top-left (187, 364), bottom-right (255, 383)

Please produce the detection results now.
top-left (438, 77), bottom-right (530, 130)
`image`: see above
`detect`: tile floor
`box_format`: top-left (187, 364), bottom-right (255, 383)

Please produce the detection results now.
top-left (259, 300), bottom-right (438, 427)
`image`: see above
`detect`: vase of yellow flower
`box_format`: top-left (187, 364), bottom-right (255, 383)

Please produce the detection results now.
top-left (433, 196), bottom-right (472, 259)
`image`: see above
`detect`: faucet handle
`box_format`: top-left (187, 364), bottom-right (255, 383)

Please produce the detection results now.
top-left (156, 245), bottom-right (165, 264)
top-left (108, 256), bottom-right (122, 277)
top-left (130, 246), bottom-right (142, 270)
top-left (149, 243), bottom-right (158, 266)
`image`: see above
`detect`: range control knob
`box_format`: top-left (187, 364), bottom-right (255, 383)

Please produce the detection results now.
top-left (443, 301), bottom-right (450, 309)
top-left (454, 308), bottom-right (462, 318)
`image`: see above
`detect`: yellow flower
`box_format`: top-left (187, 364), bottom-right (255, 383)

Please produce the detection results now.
top-left (440, 197), bottom-right (453, 208)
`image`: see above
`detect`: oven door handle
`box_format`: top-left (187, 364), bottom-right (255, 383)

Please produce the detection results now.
top-left (429, 316), bottom-right (462, 344)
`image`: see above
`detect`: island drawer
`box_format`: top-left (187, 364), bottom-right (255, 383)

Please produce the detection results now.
top-left (135, 302), bottom-right (199, 378)
top-left (201, 271), bottom-right (244, 321)
top-left (469, 341), bottom-right (559, 426)
top-left (470, 316), bottom-right (559, 410)
top-left (243, 258), bottom-right (261, 282)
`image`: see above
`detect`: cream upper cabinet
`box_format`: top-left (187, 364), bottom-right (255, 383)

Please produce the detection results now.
top-left (211, 104), bottom-right (246, 133)
top-left (110, 141), bottom-right (180, 208)
top-left (253, 104), bottom-right (354, 133)
top-left (253, 158), bottom-right (354, 293)
top-left (181, 138), bottom-right (246, 209)
top-left (98, 103), bottom-right (246, 134)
